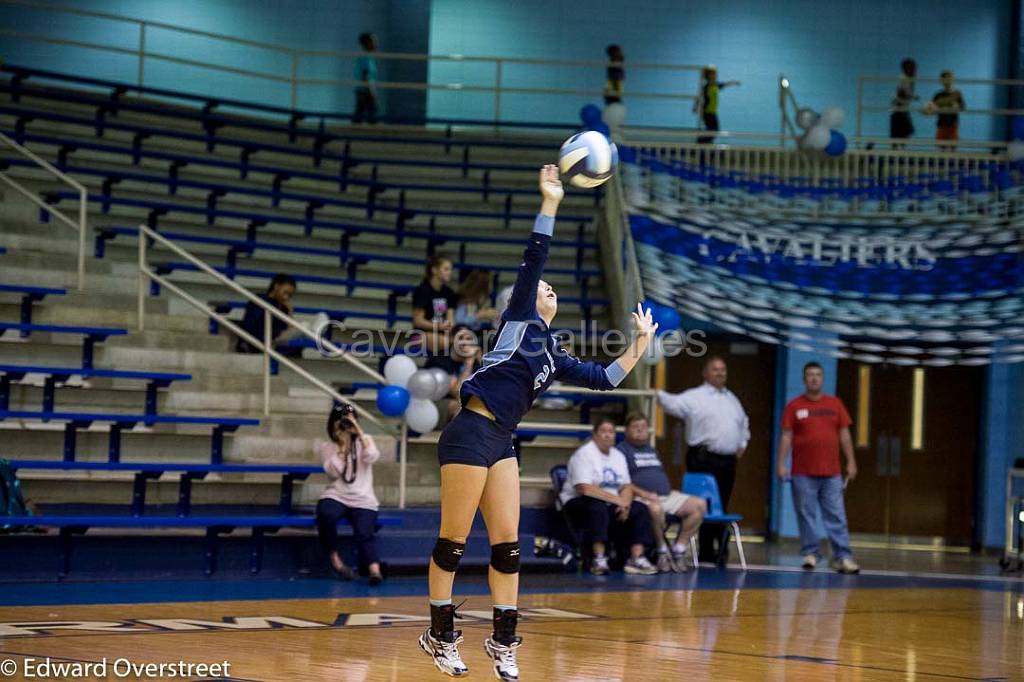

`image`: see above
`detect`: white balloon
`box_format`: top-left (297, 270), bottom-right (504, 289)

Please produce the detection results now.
top-left (407, 369), bottom-right (438, 400)
top-left (1008, 142), bottom-right (1024, 161)
top-left (494, 285), bottom-right (514, 321)
top-left (804, 125), bottom-right (831, 150)
top-left (405, 398), bottom-right (440, 433)
top-left (603, 102), bottom-right (627, 132)
top-left (795, 107), bottom-right (818, 130)
top-left (429, 367), bottom-right (452, 400)
top-left (820, 106), bottom-right (845, 128)
top-left (642, 336), bottom-right (664, 366)
top-left (383, 355), bottom-right (417, 388)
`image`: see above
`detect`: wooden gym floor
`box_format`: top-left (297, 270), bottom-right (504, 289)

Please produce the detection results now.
top-left (1, 564), bottom-right (1022, 681)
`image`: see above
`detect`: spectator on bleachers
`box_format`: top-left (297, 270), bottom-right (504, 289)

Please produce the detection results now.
top-left (618, 412), bottom-right (706, 573)
top-left (353, 32), bottom-right (379, 124)
top-left (236, 274), bottom-right (326, 358)
top-left (412, 255), bottom-right (457, 358)
top-left (454, 270), bottom-right (498, 332)
top-left (443, 328), bottom-right (484, 422)
top-left (559, 417), bottom-right (657, 576)
top-left (928, 70), bottom-right (965, 147)
top-left (694, 65), bottom-right (740, 144)
top-left (315, 403), bottom-right (385, 585)
top-left (890, 58), bottom-right (918, 145)
top-left (604, 44), bottom-right (625, 104)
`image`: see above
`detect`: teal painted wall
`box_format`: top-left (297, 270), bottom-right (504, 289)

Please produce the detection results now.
top-left (428, 0), bottom-right (1012, 137)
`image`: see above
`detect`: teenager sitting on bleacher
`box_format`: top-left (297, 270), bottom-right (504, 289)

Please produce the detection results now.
top-left (236, 274), bottom-right (327, 358)
top-left (453, 269), bottom-right (498, 332)
top-left (442, 328), bottom-right (483, 423)
top-left (412, 255), bottom-right (457, 362)
top-left (314, 403), bottom-right (385, 585)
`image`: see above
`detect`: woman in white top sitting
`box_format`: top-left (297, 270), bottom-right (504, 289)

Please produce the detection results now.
top-left (314, 403), bottom-right (384, 585)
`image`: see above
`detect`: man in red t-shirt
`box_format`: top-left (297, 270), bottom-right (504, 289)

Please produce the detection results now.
top-left (777, 362), bottom-right (860, 574)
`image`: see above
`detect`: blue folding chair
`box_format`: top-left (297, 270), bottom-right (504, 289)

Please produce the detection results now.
top-left (682, 473), bottom-right (747, 569)
top-left (550, 465), bottom-right (582, 570)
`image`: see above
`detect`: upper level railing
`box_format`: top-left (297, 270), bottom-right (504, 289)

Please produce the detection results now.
top-left (4, 0), bottom-right (1019, 149)
top-left (855, 74), bottom-right (1023, 142)
top-left (0, 0), bottom-right (698, 125)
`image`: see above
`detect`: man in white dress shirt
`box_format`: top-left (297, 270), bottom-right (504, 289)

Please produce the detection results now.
top-left (657, 355), bottom-right (750, 562)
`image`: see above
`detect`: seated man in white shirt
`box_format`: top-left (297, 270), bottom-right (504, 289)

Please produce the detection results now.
top-left (559, 418), bottom-right (657, 576)
top-left (617, 412), bottom-right (706, 572)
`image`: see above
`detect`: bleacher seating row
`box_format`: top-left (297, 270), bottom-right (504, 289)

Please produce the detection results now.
top-left (0, 65), bottom-right (617, 577)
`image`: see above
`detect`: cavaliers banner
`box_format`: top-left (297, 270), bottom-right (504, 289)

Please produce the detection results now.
top-left (628, 181), bottom-right (1024, 366)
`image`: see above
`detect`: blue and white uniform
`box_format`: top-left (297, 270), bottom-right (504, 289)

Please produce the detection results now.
top-left (437, 214), bottom-right (627, 467)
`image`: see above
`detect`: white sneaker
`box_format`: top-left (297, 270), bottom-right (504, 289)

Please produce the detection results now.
top-left (483, 636), bottom-right (522, 681)
top-left (671, 546), bottom-right (690, 571)
top-left (801, 555), bottom-right (818, 570)
top-left (624, 556), bottom-right (658, 575)
top-left (831, 557), bottom-right (860, 574)
top-left (418, 627), bottom-right (469, 677)
top-left (655, 551), bottom-right (675, 573)
top-left (590, 555), bottom-right (610, 575)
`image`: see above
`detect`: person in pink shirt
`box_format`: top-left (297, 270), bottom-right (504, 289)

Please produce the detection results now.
top-left (314, 403), bottom-right (384, 584)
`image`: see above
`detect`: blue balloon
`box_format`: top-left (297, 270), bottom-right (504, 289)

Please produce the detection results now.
top-left (1014, 116), bottom-right (1024, 140)
top-left (642, 299), bottom-right (680, 335)
top-left (376, 384), bottom-right (410, 417)
top-left (824, 130), bottom-right (847, 157)
top-left (654, 305), bottom-right (681, 334)
top-left (579, 104), bottom-right (602, 125)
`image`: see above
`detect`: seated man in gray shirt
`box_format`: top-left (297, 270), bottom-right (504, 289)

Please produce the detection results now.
top-left (617, 412), bottom-right (707, 572)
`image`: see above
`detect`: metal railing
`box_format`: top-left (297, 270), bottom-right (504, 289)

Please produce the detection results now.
top-left (0, 0), bottom-right (698, 121)
top-left (855, 74), bottom-right (1024, 141)
top-left (134, 224), bottom-right (416, 507)
top-left (0, 131), bottom-right (87, 289)
top-left (627, 140), bottom-right (1013, 196)
top-left (597, 170), bottom-right (649, 394)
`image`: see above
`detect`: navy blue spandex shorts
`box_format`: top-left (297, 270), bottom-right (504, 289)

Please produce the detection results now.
top-left (437, 408), bottom-right (516, 468)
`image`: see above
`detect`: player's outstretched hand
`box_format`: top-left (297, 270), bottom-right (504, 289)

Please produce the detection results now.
top-left (539, 164), bottom-right (564, 204)
top-left (632, 302), bottom-right (658, 338)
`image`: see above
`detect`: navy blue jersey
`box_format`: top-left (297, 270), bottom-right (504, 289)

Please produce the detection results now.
top-left (460, 214), bottom-right (626, 431)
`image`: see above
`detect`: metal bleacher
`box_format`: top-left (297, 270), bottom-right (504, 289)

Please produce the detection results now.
top-left (0, 65), bottom-right (617, 575)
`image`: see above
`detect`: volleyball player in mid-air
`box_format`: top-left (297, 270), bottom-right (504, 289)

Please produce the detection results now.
top-left (418, 165), bottom-right (658, 680)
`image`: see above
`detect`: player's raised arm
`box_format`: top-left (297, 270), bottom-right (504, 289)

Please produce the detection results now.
top-left (503, 165), bottom-right (564, 321)
top-left (553, 303), bottom-right (658, 389)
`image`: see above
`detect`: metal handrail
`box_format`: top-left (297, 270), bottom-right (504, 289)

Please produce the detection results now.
top-left (855, 73), bottom-right (1024, 139)
top-left (0, 131), bottom-right (87, 289)
top-left (0, 0), bottom-right (700, 117)
top-left (135, 223), bottom-right (415, 507)
top-left (135, 224), bottom-right (391, 413)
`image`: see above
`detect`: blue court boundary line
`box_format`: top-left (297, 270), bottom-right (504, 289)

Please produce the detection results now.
top-left (1, 567), bottom-right (1021, 606)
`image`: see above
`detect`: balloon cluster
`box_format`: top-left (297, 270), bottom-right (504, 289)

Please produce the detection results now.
top-left (579, 103), bottom-right (612, 139)
top-left (375, 356), bottom-right (451, 433)
top-left (1009, 116), bottom-right (1024, 162)
top-left (796, 106), bottom-right (847, 157)
top-left (639, 298), bottom-right (682, 366)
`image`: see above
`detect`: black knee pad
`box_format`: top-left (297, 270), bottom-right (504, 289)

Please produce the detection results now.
top-left (490, 541), bottom-right (521, 574)
top-left (432, 538), bottom-right (465, 572)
